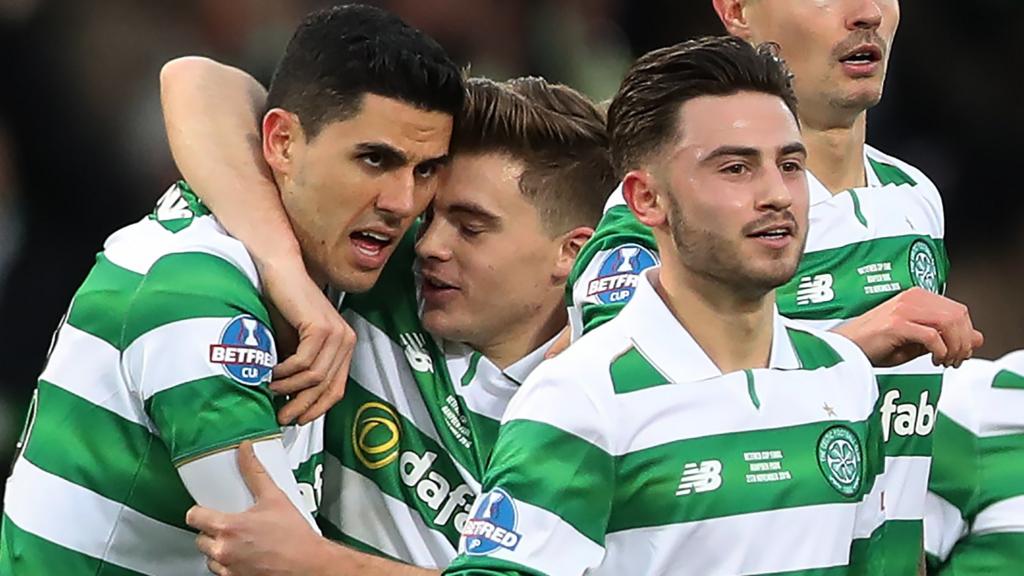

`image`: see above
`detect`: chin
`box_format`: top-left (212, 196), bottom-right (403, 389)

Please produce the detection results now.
top-left (421, 310), bottom-right (464, 342)
top-left (328, 267), bottom-right (382, 294)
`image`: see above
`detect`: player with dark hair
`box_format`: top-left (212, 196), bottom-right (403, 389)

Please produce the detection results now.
top-left (444, 35), bottom-right (885, 576)
top-left (0, 5), bottom-right (462, 574)
top-left (156, 63), bottom-right (614, 573)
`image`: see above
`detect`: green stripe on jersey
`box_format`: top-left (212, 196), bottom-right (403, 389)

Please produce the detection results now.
top-left (25, 380), bottom-right (193, 530)
top-left (778, 235), bottom-right (948, 322)
top-left (934, 531), bottom-right (1024, 576)
top-left (609, 347), bottom-right (668, 394)
top-left (323, 380), bottom-right (476, 546)
top-left (609, 418), bottom-right (873, 533)
top-left (121, 251), bottom-right (270, 348)
top-left (869, 158), bottom-right (917, 187)
top-left (145, 375), bottom-right (279, 465)
top-left (876, 374), bottom-right (940, 458)
top-left (875, 519), bottom-right (924, 576)
top-left (483, 419), bottom-right (614, 545)
top-left (66, 254), bottom-right (143, 348)
top-left (993, 369), bottom-right (1024, 390)
top-left (786, 328), bottom-right (842, 370)
top-left (976, 433), bottom-right (1024, 511)
top-left (928, 412), bottom-right (979, 518)
top-left (0, 514), bottom-right (144, 576)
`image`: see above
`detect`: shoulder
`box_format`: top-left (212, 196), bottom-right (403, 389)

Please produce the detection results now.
top-left (117, 222), bottom-right (267, 350)
top-left (782, 317), bottom-right (873, 372)
top-left (866, 145), bottom-right (945, 234)
top-left (503, 319), bottom-right (631, 433)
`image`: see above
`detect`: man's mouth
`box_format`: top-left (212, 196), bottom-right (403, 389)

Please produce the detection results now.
top-left (350, 229), bottom-right (396, 257)
top-left (839, 44), bottom-right (883, 65)
top-left (746, 224), bottom-right (794, 240)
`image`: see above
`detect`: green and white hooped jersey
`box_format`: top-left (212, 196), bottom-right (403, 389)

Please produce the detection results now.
top-left (925, 351), bottom-right (1024, 575)
top-left (0, 183), bottom-right (323, 575)
top-left (316, 231), bottom-right (553, 569)
top-left (568, 145), bottom-right (947, 575)
top-left (447, 270), bottom-right (884, 576)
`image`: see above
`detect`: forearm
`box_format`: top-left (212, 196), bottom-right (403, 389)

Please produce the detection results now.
top-left (308, 541), bottom-right (441, 576)
top-left (159, 56), bottom-right (302, 271)
top-left (178, 439), bottom-right (318, 531)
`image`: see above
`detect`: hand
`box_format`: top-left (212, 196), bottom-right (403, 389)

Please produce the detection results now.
top-left (259, 256), bottom-right (356, 425)
top-left (543, 325), bottom-right (571, 359)
top-left (187, 442), bottom-right (327, 576)
top-left (833, 287), bottom-right (984, 368)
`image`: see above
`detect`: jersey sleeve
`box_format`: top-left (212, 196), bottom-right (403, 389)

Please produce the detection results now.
top-left (120, 251), bottom-right (281, 466)
top-left (444, 363), bottom-right (614, 576)
top-left (927, 354), bottom-right (1024, 575)
top-left (567, 187), bottom-right (659, 340)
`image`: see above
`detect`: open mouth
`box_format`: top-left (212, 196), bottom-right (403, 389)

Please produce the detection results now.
top-left (746, 223), bottom-right (795, 243)
top-left (350, 229), bottom-right (395, 257)
top-left (839, 44), bottom-right (882, 65)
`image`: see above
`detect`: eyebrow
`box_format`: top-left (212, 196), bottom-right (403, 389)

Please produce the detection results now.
top-left (701, 142), bottom-right (808, 164)
top-left (354, 142), bottom-right (408, 165)
top-left (354, 142), bottom-right (451, 169)
top-left (447, 201), bottom-right (501, 223)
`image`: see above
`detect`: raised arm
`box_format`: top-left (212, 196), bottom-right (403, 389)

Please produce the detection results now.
top-left (160, 57), bottom-right (354, 424)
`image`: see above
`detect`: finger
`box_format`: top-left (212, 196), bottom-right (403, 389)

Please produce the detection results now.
top-left (276, 386), bottom-right (322, 426)
top-left (544, 326), bottom-right (571, 359)
top-left (900, 322), bottom-right (949, 366)
top-left (298, 351), bottom-right (351, 425)
top-left (237, 440), bottom-right (277, 499)
top-left (941, 305), bottom-right (973, 368)
top-left (270, 342), bottom-right (334, 395)
top-left (207, 558), bottom-right (231, 576)
top-left (186, 505), bottom-right (227, 534)
top-left (195, 532), bottom-right (220, 559)
top-left (272, 326), bottom-right (329, 380)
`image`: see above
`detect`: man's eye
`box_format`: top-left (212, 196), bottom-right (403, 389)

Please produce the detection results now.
top-left (460, 225), bottom-right (483, 237)
top-left (415, 164), bottom-right (437, 179)
top-left (780, 161), bottom-right (804, 173)
top-left (723, 163), bottom-right (749, 175)
top-left (362, 153), bottom-right (384, 168)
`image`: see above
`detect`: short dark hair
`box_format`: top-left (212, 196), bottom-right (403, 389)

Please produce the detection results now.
top-left (608, 36), bottom-right (798, 177)
top-left (266, 4), bottom-right (465, 138)
top-left (452, 77), bottom-right (615, 233)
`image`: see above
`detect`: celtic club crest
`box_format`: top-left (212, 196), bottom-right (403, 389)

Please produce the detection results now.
top-left (817, 425), bottom-right (863, 497)
top-left (908, 239), bottom-right (939, 293)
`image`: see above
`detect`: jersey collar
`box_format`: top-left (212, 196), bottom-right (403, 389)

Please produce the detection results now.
top-left (806, 147), bottom-right (881, 206)
top-left (619, 268), bottom-right (800, 383)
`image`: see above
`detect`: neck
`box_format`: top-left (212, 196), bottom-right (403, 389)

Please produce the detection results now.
top-left (802, 110), bottom-right (869, 195)
top-left (474, 296), bottom-right (566, 370)
top-left (655, 257), bottom-right (776, 374)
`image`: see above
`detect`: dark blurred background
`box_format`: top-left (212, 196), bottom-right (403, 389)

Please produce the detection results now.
top-left (0, 0), bottom-right (1021, 486)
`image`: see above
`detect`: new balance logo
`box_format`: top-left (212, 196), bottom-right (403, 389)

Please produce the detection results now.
top-left (796, 274), bottom-right (835, 305)
top-left (400, 332), bottom-right (434, 373)
top-left (675, 460), bottom-right (723, 496)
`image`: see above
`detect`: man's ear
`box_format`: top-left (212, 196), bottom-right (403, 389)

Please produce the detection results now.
top-left (622, 170), bottom-right (668, 229)
top-left (552, 226), bottom-right (594, 282)
top-left (712, 0), bottom-right (754, 40)
top-left (262, 108), bottom-right (303, 176)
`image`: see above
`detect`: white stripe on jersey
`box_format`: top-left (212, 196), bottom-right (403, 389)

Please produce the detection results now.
top-left (321, 452), bottom-right (455, 568)
top-left (924, 491), bottom-right (967, 562)
top-left (599, 502), bottom-right (861, 576)
top-left (122, 316), bottom-right (257, 401)
top-left (6, 457), bottom-right (206, 575)
top-left (972, 495), bottom-right (1024, 536)
top-left (40, 322), bottom-right (152, 430)
top-left (461, 495), bottom-right (604, 576)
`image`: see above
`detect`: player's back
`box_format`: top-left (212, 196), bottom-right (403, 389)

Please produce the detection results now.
top-left (0, 182), bottom-right (304, 575)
